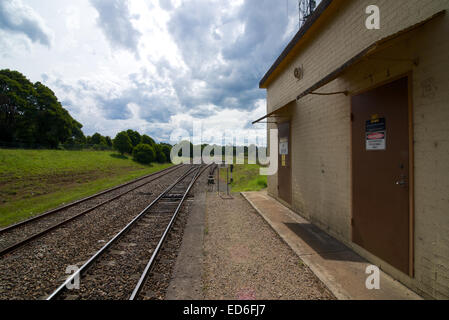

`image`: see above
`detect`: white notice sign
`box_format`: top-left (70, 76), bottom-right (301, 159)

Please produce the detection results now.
top-left (279, 138), bottom-right (288, 155)
top-left (366, 131), bottom-right (386, 150)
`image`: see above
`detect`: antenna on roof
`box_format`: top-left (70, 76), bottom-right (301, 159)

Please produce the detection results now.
top-left (298, 0), bottom-right (316, 28)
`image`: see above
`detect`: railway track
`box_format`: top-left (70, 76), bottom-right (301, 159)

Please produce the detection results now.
top-left (0, 164), bottom-right (185, 257)
top-left (47, 164), bottom-right (210, 300)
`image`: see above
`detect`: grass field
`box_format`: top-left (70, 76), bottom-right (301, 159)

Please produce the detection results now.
top-left (0, 149), bottom-right (173, 227)
top-left (228, 163), bottom-right (267, 193)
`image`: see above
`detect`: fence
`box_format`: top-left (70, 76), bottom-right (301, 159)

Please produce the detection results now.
top-left (0, 141), bottom-right (114, 151)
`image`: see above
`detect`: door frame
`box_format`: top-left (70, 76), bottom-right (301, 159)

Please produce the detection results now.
top-left (349, 72), bottom-right (415, 277)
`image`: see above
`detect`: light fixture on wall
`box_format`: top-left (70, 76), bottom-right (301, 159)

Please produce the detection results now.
top-left (294, 65), bottom-right (304, 80)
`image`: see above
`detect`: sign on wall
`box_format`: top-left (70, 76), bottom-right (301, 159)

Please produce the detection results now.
top-left (366, 117), bottom-right (386, 151)
top-left (279, 138), bottom-right (289, 155)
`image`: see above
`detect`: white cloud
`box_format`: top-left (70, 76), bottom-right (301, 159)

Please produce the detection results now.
top-left (0, 0), bottom-right (53, 47)
top-left (0, 0), bottom-right (302, 146)
top-left (89, 0), bottom-right (141, 56)
top-left (65, 6), bottom-right (81, 31)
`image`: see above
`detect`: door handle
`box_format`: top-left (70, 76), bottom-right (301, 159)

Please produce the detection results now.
top-left (395, 179), bottom-right (407, 187)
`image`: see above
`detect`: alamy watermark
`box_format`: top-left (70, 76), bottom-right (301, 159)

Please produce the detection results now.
top-left (65, 265), bottom-right (80, 290)
top-left (169, 122), bottom-right (279, 176)
top-left (366, 5), bottom-right (380, 30)
top-left (365, 265), bottom-right (381, 290)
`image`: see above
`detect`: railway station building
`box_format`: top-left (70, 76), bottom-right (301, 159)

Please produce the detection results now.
top-left (256, 0), bottom-right (449, 299)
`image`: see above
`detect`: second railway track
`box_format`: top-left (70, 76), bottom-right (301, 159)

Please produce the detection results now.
top-left (47, 164), bottom-right (210, 300)
top-left (0, 164), bottom-right (206, 299)
top-left (0, 164), bottom-right (186, 256)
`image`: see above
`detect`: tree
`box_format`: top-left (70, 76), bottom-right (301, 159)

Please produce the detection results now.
top-left (141, 134), bottom-right (155, 146)
top-left (161, 144), bottom-right (172, 163)
top-left (0, 69), bottom-right (85, 148)
top-left (132, 144), bottom-right (156, 164)
top-left (126, 129), bottom-right (141, 147)
top-left (113, 131), bottom-right (133, 155)
top-left (91, 132), bottom-right (107, 146)
top-left (0, 69), bottom-right (36, 143)
top-left (154, 144), bottom-right (167, 163)
top-left (105, 136), bottom-right (112, 147)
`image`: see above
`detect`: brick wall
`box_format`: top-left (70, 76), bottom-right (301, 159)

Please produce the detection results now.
top-left (264, 0), bottom-right (449, 299)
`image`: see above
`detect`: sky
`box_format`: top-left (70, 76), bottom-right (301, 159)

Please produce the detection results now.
top-left (0, 0), bottom-right (307, 145)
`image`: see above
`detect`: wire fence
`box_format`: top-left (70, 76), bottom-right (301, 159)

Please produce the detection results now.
top-left (0, 141), bottom-right (114, 151)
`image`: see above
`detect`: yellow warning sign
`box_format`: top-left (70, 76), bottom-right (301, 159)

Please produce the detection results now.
top-left (281, 155), bottom-right (286, 167)
top-left (371, 114), bottom-right (380, 123)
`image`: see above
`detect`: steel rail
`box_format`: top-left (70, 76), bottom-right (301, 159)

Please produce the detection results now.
top-left (46, 165), bottom-right (200, 300)
top-left (0, 164), bottom-right (185, 257)
top-left (0, 164), bottom-right (182, 235)
top-left (130, 163), bottom-right (211, 300)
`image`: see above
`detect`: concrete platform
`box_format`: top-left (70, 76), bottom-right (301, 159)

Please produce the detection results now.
top-left (166, 187), bottom-right (207, 300)
top-left (241, 191), bottom-right (422, 300)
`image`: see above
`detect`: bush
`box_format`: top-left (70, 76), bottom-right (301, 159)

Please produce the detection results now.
top-left (105, 136), bottom-right (113, 147)
top-left (127, 129), bottom-right (141, 147)
top-left (161, 144), bottom-right (171, 163)
top-left (132, 144), bottom-right (156, 164)
top-left (153, 144), bottom-right (167, 163)
top-left (91, 133), bottom-right (107, 145)
top-left (113, 131), bottom-right (133, 155)
top-left (141, 134), bottom-right (155, 146)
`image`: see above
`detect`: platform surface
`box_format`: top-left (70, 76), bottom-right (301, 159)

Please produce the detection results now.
top-left (241, 191), bottom-right (422, 300)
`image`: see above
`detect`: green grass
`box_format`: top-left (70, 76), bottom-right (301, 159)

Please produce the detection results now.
top-left (228, 163), bottom-right (267, 193)
top-left (0, 149), bottom-right (173, 227)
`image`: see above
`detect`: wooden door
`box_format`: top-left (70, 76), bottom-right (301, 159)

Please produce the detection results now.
top-left (351, 76), bottom-right (411, 275)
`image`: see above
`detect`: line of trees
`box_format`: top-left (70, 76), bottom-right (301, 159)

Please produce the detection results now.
top-left (0, 69), bottom-right (172, 165)
top-left (113, 129), bottom-right (172, 165)
top-left (1, 69), bottom-right (265, 166)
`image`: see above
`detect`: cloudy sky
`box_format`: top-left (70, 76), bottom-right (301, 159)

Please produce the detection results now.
top-left (0, 0), bottom-right (307, 144)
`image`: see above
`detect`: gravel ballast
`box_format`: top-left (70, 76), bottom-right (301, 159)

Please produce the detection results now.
top-left (0, 165), bottom-right (183, 252)
top-left (203, 192), bottom-right (335, 300)
top-left (138, 167), bottom-right (210, 300)
top-left (0, 166), bottom-right (192, 300)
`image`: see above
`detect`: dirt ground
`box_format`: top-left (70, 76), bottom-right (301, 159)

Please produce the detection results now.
top-left (202, 192), bottom-right (335, 300)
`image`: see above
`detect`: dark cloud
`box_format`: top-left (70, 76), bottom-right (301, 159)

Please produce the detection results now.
top-left (166, 0), bottom-right (297, 112)
top-left (50, 71), bottom-right (176, 124)
top-left (159, 0), bottom-right (173, 11)
top-left (26, 0), bottom-right (296, 141)
top-left (89, 0), bottom-right (141, 55)
top-left (0, 0), bottom-right (52, 46)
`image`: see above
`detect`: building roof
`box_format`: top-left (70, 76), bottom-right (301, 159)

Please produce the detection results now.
top-left (253, 9), bottom-right (446, 124)
top-left (259, 0), bottom-right (334, 89)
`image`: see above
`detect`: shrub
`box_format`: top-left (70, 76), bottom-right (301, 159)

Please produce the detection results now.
top-left (141, 134), bottom-right (155, 146)
top-left (161, 144), bottom-right (171, 163)
top-left (127, 129), bottom-right (141, 147)
top-left (105, 136), bottom-right (113, 147)
top-left (91, 133), bottom-right (107, 145)
top-left (113, 131), bottom-right (133, 155)
top-left (132, 144), bottom-right (156, 164)
top-left (153, 144), bottom-right (167, 163)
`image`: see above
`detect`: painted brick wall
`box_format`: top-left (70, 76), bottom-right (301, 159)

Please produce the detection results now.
top-left (264, 0), bottom-right (449, 299)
